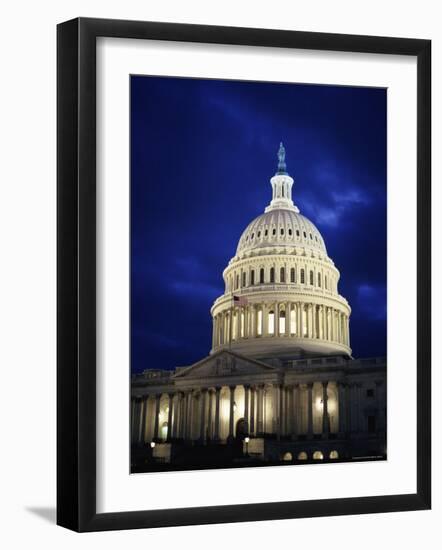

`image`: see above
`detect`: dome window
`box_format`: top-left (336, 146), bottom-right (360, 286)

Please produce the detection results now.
top-left (315, 235), bottom-right (318, 242)
top-left (318, 273), bottom-right (321, 287)
top-left (280, 228), bottom-right (284, 236)
top-left (250, 270), bottom-right (255, 285)
top-left (300, 269), bottom-right (305, 284)
top-left (280, 267), bottom-right (285, 283)
top-left (325, 275), bottom-right (328, 289)
top-left (251, 233), bottom-right (255, 239)
top-left (259, 268), bottom-right (265, 284)
top-left (303, 231), bottom-right (307, 238)
top-left (257, 231), bottom-right (261, 238)
top-left (242, 272), bottom-right (246, 287)
top-left (265, 229), bottom-right (268, 236)
top-left (296, 229), bottom-right (300, 237)
top-left (272, 228), bottom-right (276, 236)
top-left (270, 267), bottom-right (275, 283)
top-left (288, 228), bottom-right (292, 236)
top-left (309, 270), bottom-right (314, 285)
top-left (290, 268), bottom-right (295, 283)
top-left (246, 235), bottom-right (249, 241)
top-left (310, 233), bottom-right (313, 239)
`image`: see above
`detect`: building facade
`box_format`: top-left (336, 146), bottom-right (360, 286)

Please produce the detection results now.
top-left (131, 144), bottom-right (386, 469)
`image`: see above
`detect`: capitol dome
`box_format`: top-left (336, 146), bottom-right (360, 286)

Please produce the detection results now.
top-left (210, 143), bottom-right (351, 360)
top-left (236, 210), bottom-right (327, 258)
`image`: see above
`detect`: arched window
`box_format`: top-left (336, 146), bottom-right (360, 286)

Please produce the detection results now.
top-left (280, 267), bottom-right (285, 283)
top-left (251, 233), bottom-right (254, 239)
top-left (272, 228), bottom-right (276, 236)
top-left (309, 270), bottom-right (314, 285)
top-left (288, 228), bottom-right (292, 236)
top-left (296, 229), bottom-right (300, 237)
top-left (265, 229), bottom-right (268, 236)
top-left (300, 269), bottom-right (305, 284)
top-left (235, 274), bottom-right (239, 289)
top-left (242, 272), bottom-right (246, 287)
top-left (250, 269), bottom-right (255, 285)
top-left (290, 267), bottom-right (295, 283)
top-left (270, 267), bottom-right (275, 283)
top-left (268, 310), bottom-right (275, 335)
top-left (303, 231), bottom-right (307, 238)
top-left (313, 451), bottom-right (324, 460)
top-left (280, 227), bottom-right (284, 236)
top-left (329, 450), bottom-right (339, 459)
top-left (259, 268), bottom-right (265, 284)
top-left (257, 231), bottom-right (261, 238)
top-left (298, 451), bottom-right (308, 460)
top-left (318, 273), bottom-right (321, 287)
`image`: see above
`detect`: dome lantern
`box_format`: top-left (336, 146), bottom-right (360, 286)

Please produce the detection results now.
top-left (265, 142), bottom-right (299, 214)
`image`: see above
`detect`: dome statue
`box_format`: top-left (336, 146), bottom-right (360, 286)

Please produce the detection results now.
top-left (210, 143), bottom-right (351, 359)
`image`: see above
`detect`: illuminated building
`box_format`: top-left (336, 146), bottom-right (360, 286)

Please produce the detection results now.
top-left (131, 144), bottom-right (386, 467)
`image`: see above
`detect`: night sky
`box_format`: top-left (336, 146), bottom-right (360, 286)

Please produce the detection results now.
top-left (130, 76), bottom-right (387, 374)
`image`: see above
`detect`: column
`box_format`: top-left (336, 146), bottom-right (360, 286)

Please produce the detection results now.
top-left (250, 305), bottom-right (255, 338)
top-left (275, 303), bottom-right (280, 337)
top-left (322, 381), bottom-right (330, 436)
top-left (214, 387), bottom-right (221, 441)
top-left (297, 302), bottom-right (302, 337)
top-left (263, 304), bottom-right (269, 337)
top-left (276, 385), bottom-right (283, 439)
top-left (199, 389), bottom-right (207, 441)
top-left (345, 383), bottom-right (352, 435)
top-left (135, 398), bottom-right (143, 444)
top-left (140, 396), bottom-right (148, 444)
top-left (307, 383), bottom-right (313, 438)
top-left (338, 381), bottom-right (346, 434)
top-left (153, 393), bottom-right (161, 441)
top-left (257, 385), bottom-right (264, 434)
top-left (166, 393), bottom-right (173, 442)
top-left (285, 386), bottom-right (291, 434)
top-left (244, 385), bottom-right (250, 435)
top-left (250, 386), bottom-right (255, 435)
top-left (244, 307), bottom-right (249, 339)
top-left (236, 308), bottom-right (241, 340)
top-left (285, 302), bottom-right (291, 336)
top-left (292, 384), bottom-right (299, 439)
top-left (312, 305), bottom-right (317, 339)
top-left (228, 385), bottom-right (235, 440)
top-left (207, 389), bottom-right (213, 439)
top-left (212, 317), bottom-right (216, 348)
top-left (346, 316), bottom-right (350, 347)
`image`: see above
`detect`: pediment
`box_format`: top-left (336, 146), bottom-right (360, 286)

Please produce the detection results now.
top-left (173, 350), bottom-right (276, 380)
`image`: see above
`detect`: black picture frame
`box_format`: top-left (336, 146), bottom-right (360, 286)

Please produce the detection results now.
top-left (57, 17), bottom-right (431, 532)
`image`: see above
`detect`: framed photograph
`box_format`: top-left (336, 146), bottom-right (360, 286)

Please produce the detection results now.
top-left (57, 17), bottom-right (431, 531)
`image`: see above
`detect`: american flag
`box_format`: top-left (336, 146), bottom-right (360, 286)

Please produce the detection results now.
top-left (233, 295), bottom-right (248, 306)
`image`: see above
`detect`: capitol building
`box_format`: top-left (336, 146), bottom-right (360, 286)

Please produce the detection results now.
top-left (131, 144), bottom-right (386, 470)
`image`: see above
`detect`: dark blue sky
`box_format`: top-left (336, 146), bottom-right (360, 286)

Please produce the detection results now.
top-left (131, 76), bottom-right (386, 374)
